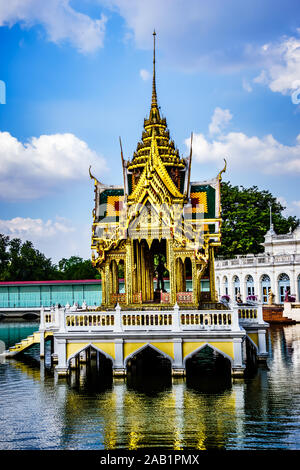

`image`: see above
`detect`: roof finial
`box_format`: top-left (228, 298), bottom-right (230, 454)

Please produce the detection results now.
top-left (269, 203), bottom-right (275, 234)
top-left (119, 136), bottom-right (127, 196)
top-left (186, 132), bottom-right (193, 198)
top-left (151, 29), bottom-right (158, 109)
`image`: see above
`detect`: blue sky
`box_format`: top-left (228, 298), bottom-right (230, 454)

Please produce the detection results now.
top-left (0, 0), bottom-right (300, 262)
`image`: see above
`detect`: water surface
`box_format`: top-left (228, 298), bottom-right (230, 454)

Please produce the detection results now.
top-left (0, 321), bottom-right (299, 450)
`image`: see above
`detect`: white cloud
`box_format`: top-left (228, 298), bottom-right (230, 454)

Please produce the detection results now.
top-left (99, 1), bottom-right (299, 73)
top-left (0, 216), bottom-right (91, 262)
top-left (253, 70), bottom-right (269, 85)
top-left (0, 216), bottom-right (74, 240)
top-left (254, 30), bottom-right (300, 96)
top-left (140, 68), bottom-right (151, 80)
top-left (103, 0), bottom-right (192, 47)
top-left (0, 0), bottom-right (107, 53)
top-left (276, 197), bottom-right (300, 218)
top-left (187, 108), bottom-right (300, 175)
top-left (242, 78), bottom-right (252, 93)
top-left (276, 196), bottom-right (288, 208)
top-left (208, 107), bottom-right (232, 136)
top-left (0, 131), bottom-right (107, 200)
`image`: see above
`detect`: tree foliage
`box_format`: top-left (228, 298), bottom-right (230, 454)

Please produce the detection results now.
top-left (218, 181), bottom-right (299, 258)
top-left (58, 256), bottom-right (99, 280)
top-left (0, 237), bottom-right (99, 281)
top-left (1, 237), bottom-right (58, 281)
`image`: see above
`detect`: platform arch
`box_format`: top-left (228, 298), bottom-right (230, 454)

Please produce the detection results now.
top-left (124, 342), bottom-right (174, 367)
top-left (66, 342), bottom-right (115, 368)
top-left (183, 342), bottom-right (234, 366)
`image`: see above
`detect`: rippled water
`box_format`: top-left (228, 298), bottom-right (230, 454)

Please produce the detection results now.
top-left (0, 321), bottom-right (300, 450)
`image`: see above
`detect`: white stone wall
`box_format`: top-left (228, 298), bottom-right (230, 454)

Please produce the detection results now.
top-left (215, 227), bottom-right (300, 304)
top-left (263, 226), bottom-right (300, 256)
top-left (215, 263), bottom-right (300, 303)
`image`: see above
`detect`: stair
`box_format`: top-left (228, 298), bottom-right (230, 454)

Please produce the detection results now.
top-left (2, 331), bottom-right (41, 357)
top-left (263, 305), bottom-right (296, 324)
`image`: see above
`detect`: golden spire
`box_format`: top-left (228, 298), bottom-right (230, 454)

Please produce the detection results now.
top-left (151, 30), bottom-right (158, 109)
top-left (186, 132), bottom-right (193, 198)
top-left (119, 136), bottom-right (127, 196)
top-left (127, 30), bottom-right (186, 180)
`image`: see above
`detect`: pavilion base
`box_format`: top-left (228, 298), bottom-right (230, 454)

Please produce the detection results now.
top-left (231, 366), bottom-right (246, 378)
top-left (257, 353), bottom-right (268, 363)
top-left (51, 353), bottom-right (58, 364)
top-left (172, 368), bottom-right (186, 377)
top-left (113, 368), bottom-right (127, 377)
top-left (55, 366), bottom-right (68, 377)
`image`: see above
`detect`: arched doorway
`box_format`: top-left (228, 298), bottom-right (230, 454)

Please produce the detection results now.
top-left (185, 345), bottom-right (231, 391)
top-left (176, 257), bottom-right (192, 293)
top-left (132, 239), bottom-right (170, 303)
top-left (68, 345), bottom-right (113, 390)
top-left (261, 274), bottom-right (271, 304)
top-left (278, 273), bottom-right (290, 303)
top-left (126, 345), bottom-right (172, 390)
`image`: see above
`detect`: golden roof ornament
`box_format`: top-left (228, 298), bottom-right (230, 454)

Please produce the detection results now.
top-left (127, 31), bottom-right (186, 182)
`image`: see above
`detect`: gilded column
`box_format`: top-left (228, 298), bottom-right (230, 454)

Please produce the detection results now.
top-left (99, 268), bottom-right (106, 305)
top-left (175, 258), bottom-right (180, 293)
top-left (125, 240), bottom-right (133, 305)
top-left (112, 260), bottom-right (119, 294)
top-left (192, 258), bottom-right (197, 305)
top-left (105, 262), bottom-right (110, 306)
top-left (196, 265), bottom-right (202, 305)
top-left (136, 241), bottom-right (141, 294)
top-left (209, 246), bottom-right (217, 302)
top-left (182, 258), bottom-right (187, 291)
top-left (101, 267), bottom-right (106, 306)
top-left (168, 240), bottom-right (176, 304)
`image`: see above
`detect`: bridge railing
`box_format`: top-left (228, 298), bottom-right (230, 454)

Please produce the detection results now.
top-left (180, 310), bottom-right (234, 330)
top-left (41, 302), bottom-right (245, 333)
top-left (39, 306), bottom-right (58, 330)
top-left (65, 312), bottom-right (115, 329)
top-left (233, 303), bottom-right (265, 325)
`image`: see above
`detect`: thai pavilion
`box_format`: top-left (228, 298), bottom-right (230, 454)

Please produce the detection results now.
top-left (2, 32), bottom-right (269, 379)
top-left (90, 31), bottom-right (225, 311)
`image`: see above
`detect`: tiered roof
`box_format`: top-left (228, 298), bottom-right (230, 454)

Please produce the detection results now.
top-left (127, 31), bottom-right (186, 195)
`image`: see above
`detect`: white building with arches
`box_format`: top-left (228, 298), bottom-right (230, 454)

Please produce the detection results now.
top-left (215, 226), bottom-right (300, 304)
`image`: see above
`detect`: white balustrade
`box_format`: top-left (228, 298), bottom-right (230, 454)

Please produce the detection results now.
top-left (40, 306), bottom-right (64, 331)
top-left (234, 303), bottom-right (265, 324)
top-left (215, 253), bottom-right (300, 268)
top-left (121, 310), bottom-right (173, 330)
top-left (180, 310), bottom-right (238, 330)
top-left (50, 304), bottom-right (243, 332)
top-left (42, 308), bottom-right (57, 329)
top-left (40, 302), bottom-right (269, 334)
top-left (65, 311), bottom-right (115, 331)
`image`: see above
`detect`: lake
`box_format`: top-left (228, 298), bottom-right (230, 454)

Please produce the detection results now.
top-left (0, 320), bottom-right (299, 450)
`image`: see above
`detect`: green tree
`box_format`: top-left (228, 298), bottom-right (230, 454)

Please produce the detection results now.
top-left (0, 234), bottom-right (10, 280)
top-left (6, 238), bottom-right (58, 281)
top-left (219, 181), bottom-right (299, 258)
top-left (58, 256), bottom-right (99, 280)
